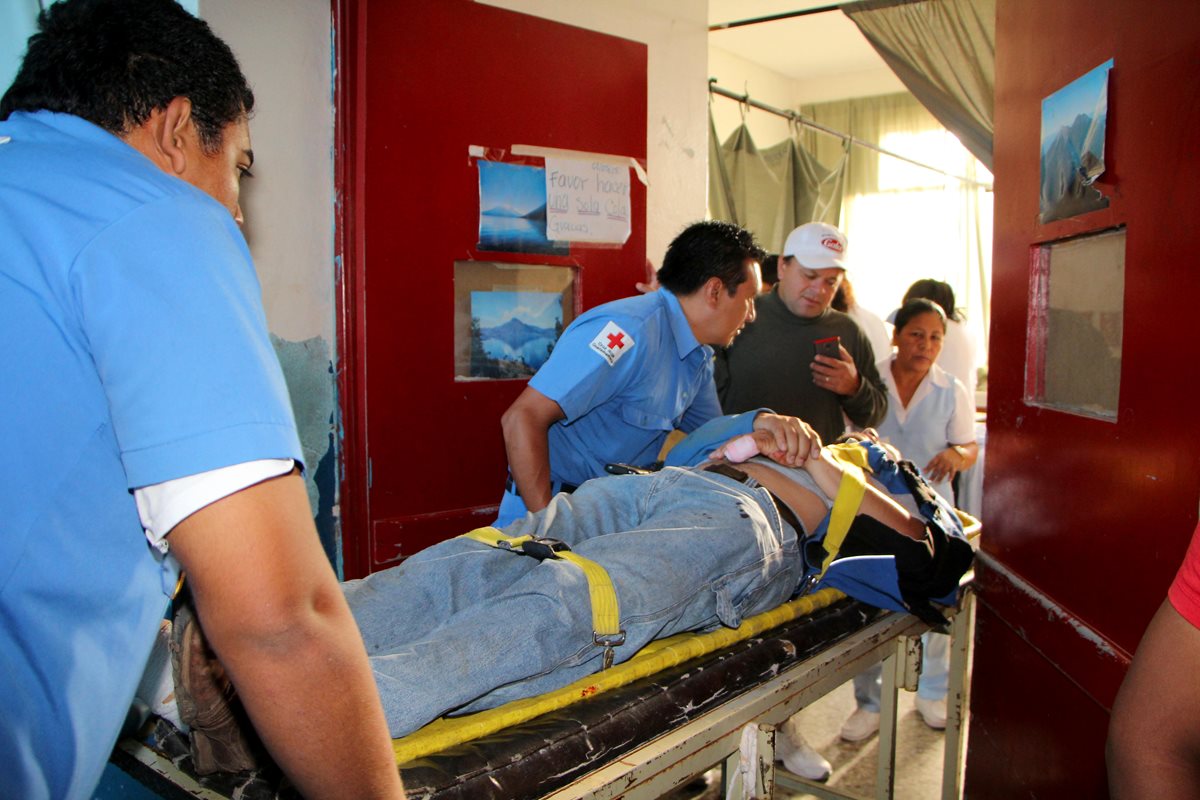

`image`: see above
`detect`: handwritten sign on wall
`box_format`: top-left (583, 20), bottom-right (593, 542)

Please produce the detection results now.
top-left (544, 156), bottom-right (631, 245)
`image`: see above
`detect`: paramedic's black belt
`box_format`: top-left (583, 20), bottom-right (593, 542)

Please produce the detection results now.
top-left (703, 463), bottom-right (804, 537)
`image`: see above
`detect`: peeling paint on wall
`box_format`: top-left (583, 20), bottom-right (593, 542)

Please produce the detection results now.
top-left (271, 334), bottom-right (340, 572)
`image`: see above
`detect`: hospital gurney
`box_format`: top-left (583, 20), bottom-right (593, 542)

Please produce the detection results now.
top-left (112, 580), bottom-right (975, 800)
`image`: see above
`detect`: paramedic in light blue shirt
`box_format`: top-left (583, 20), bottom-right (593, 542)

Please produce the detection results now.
top-left (0, 2), bottom-right (401, 798)
top-left (497, 220), bottom-right (813, 526)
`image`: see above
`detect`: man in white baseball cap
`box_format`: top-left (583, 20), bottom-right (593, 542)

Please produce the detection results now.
top-left (714, 220), bottom-right (888, 782)
top-left (716, 222), bottom-right (888, 446)
top-left (785, 220), bottom-right (848, 265)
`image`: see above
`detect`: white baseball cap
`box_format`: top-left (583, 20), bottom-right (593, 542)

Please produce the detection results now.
top-left (782, 222), bottom-right (848, 269)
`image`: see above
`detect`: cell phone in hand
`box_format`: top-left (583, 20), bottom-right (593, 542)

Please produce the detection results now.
top-left (813, 336), bottom-right (841, 360)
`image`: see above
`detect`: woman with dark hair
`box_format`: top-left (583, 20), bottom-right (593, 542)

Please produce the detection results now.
top-left (880, 298), bottom-right (979, 495)
top-left (902, 279), bottom-right (979, 399)
top-left (840, 297), bottom-right (978, 742)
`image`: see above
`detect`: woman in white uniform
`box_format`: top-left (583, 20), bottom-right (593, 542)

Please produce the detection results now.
top-left (840, 297), bottom-right (978, 741)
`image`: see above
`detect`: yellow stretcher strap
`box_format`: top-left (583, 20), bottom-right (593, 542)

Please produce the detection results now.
top-left (461, 527), bottom-right (624, 665)
top-left (392, 586), bottom-right (845, 764)
top-left (814, 443), bottom-right (871, 581)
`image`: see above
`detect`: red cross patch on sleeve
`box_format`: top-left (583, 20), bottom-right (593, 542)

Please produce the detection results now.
top-left (589, 321), bottom-right (635, 366)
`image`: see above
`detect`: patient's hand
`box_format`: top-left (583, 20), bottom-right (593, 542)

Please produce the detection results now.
top-left (750, 413), bottom-right (821, 466)
top-left (709, 434), bottom-right (760, 463)
top-left (712, 425), bottom-right (820, 467)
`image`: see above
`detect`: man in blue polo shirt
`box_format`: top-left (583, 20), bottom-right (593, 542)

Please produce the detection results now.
top-left (497, 220), bottom-right (811, 526)
top-left (0, 2), bottom-right (402, 798)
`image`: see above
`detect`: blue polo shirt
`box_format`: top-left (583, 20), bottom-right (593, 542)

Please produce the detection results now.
top-left (0, 111), bottom-right (302, 799)
top-left (528, 289), bottom-right (723, 487)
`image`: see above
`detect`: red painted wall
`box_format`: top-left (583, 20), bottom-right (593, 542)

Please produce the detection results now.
top-left (969, 1), bottom-right (1200, 794)
top-left (336, 0), bottom-right (647, 577)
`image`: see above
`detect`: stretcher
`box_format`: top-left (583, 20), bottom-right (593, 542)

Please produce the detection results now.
top-left (112, 581), bottom-right (975, 800)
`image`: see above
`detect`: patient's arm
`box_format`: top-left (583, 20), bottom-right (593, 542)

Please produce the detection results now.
top-left (711, 430), bottom-right (926, 541)
top-left (802, 448), bottom-right (926, 541)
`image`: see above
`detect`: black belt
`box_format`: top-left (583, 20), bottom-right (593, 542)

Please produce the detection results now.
top-left (504, 475), bottom-right (579, 498)
top-left (703, 463), bottom-right (804, 537)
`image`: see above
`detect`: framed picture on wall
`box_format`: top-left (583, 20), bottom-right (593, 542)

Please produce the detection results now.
top-left (453, 260), bottom-right (576, 380)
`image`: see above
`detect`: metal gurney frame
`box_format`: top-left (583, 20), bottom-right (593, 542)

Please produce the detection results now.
top-left (112, 585), bottom-right (974, 800)
top-left (539, 586), bottom-right (976, 800)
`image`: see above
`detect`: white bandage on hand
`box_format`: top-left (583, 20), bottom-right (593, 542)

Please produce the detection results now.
top-left (723, 434), bottom-right (761, 463)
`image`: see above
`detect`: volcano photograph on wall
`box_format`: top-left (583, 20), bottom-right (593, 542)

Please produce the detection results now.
top-left (1039, 59), bottom-right (1113, 224)
top-left (468, 290), bottom-right (564, 379)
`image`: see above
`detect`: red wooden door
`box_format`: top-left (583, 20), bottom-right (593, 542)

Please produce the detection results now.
top-left (968, 1), bottom-right (1200, 794)
top-left (335, 0), bottom-right (647, 577)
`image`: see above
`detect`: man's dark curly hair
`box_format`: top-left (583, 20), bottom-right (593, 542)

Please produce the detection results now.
top-left (0, 0), bottom-right (254, 154)
top-left (657, 220), bottom-right (766, 297)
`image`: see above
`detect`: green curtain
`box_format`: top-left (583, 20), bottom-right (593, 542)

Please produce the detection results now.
top-left (707, 103), bottom-right (738, 224)
top-left (844, 0), bottom-right (995, 169)
top-left (796, 92), bottom-right (992, 356)
top-left (707, 106), bottom-right (847, 255)
top-left (800, 92), bottom-right (946, 198)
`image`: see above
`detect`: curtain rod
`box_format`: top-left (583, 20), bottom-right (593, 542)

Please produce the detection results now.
top-left (709, 0), bottom-right (921, 31)
top-left (709, 3), bottom-right (842, 31)
top-left (708, 80), bottom-right (991, 189)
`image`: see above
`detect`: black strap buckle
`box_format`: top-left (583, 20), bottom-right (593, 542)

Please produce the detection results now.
top-left (519, 537), bottom-right (571, 561)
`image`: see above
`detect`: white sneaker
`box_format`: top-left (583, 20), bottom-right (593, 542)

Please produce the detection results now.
top-left (839, 708), bottom-right (881, 742)
top-left (915, 696), bottom-right (947, 730)
top-left (776, 730), bottom-right (831, 782)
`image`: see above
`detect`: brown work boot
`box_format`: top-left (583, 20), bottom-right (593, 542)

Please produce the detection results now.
top-left (169, 602), bottom-right (266, 775)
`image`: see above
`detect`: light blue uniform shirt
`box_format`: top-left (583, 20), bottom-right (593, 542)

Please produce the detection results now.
top-left (530, 289), bottom-right (724, 485)
top-left (875, 357), bottom-right (975, 500)
top-left (0, 111), bottom-right (302, 799)
top-left (497, 289), bottom-right (761, 526)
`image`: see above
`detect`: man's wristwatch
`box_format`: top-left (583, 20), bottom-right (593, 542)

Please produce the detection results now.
top-left (950, 444), bottom-right (969, 465)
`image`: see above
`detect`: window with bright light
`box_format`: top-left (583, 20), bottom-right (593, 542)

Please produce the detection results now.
top-left (843, 129), bottom-right (992, 385)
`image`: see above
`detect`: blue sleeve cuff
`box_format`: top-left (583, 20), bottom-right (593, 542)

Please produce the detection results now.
top-left (664, 408), bottom-right (771, 467)
top-left (122, 421), bottom-right (304, 488)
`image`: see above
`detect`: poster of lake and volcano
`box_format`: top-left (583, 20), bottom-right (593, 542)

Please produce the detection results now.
top-left (468, 290), bottom-right (564, 379)
top-left (1039, 59), bottom-right (1112, 224)
top-left (477, 161), bottom-right (569, 256)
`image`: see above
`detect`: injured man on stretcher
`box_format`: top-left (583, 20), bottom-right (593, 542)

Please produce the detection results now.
top-left (343, 413), bottom-right (975, 740)
top-left (162, 412), bottom-right (974, 768)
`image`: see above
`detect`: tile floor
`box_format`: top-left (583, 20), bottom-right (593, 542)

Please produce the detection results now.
top-left (666, 679), bottom-right (950, 800)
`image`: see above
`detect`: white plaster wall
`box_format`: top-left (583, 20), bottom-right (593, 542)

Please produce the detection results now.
top-left (478, 0), bottom-right (709, 268)
top-left (199, 1), bottom-right (338, 533)
top-left (708, 46), bottom-right (801, 147)
top-left (199, 0), bottom-right (334, 344)
top-left (792, 67), bottom-right (904, 106)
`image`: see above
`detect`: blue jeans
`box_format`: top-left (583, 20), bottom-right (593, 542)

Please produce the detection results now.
top-left (852, 630), bottom-right (950, 711)
top-left (344, 466), bottom-right (803, 737)
top-left (494, 476), bottom-right (576, 528)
